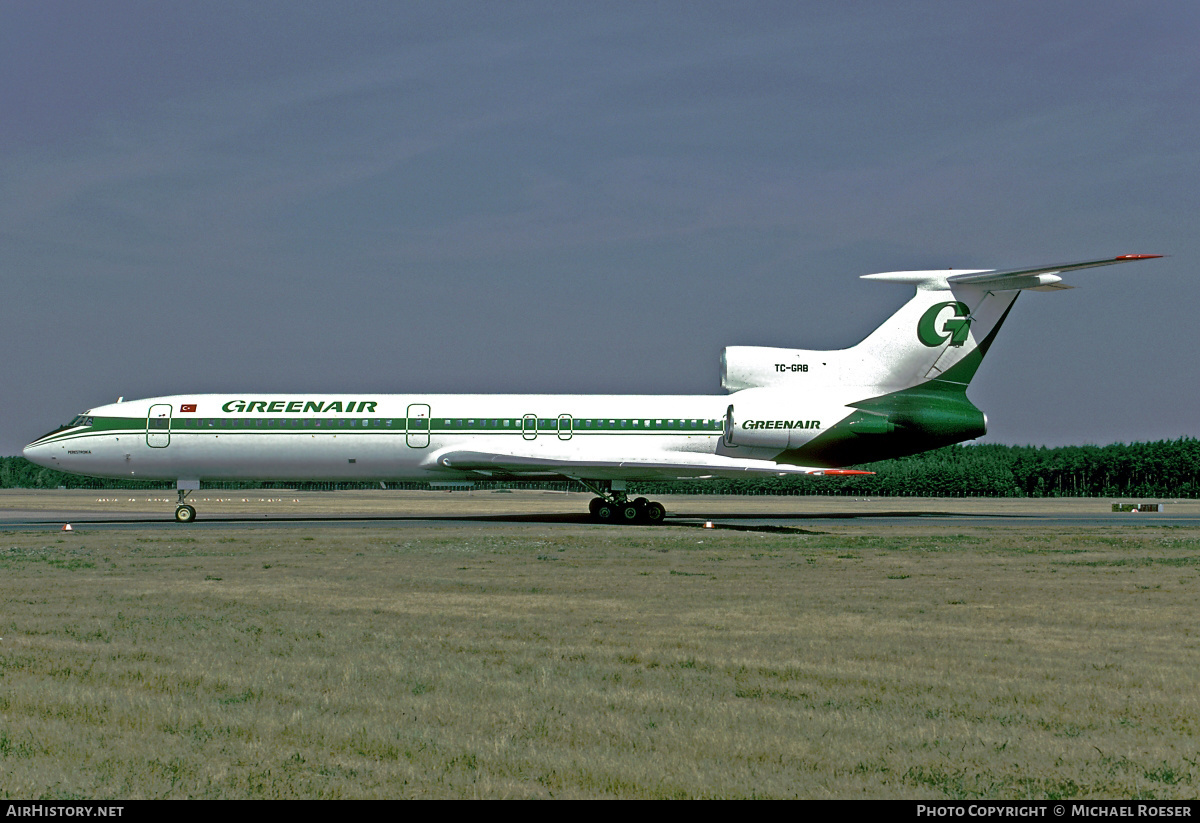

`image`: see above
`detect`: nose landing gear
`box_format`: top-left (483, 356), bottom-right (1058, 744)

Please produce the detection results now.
top-left (175, 488), bottom-right (197, 523)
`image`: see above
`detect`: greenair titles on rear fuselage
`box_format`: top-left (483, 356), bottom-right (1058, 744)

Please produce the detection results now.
top-left (742, 419), bottom-right (821, 430)
top-left (221, 400), bottom-right (379, 414)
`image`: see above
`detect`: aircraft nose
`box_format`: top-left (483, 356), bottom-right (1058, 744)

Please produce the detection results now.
top-left (23, 440), bottom-right (54, 469)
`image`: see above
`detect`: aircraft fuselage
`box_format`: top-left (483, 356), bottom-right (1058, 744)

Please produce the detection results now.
top-left (25, 392), bottom-right (855, 484)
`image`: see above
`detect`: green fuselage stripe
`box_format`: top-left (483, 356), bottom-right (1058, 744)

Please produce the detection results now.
top-left (34, 415), bottom-right (725, 444)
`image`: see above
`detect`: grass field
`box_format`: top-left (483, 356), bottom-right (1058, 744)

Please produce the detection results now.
top-left (1, 493), bottom-right (1198, 798)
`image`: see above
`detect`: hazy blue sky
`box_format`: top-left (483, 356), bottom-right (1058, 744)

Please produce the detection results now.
top-left (3, 1), bottom-right (1197, 455)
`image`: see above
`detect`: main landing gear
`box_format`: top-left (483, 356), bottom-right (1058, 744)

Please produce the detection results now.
top-left (579, 480), bottom-right (666, 525)
top-left (175, 489), bottom-right (197, 523)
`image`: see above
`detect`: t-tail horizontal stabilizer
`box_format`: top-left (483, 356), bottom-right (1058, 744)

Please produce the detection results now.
top-left (860, 254), bottom-right (1163, 291)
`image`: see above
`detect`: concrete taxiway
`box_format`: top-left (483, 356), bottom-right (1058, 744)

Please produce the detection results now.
top-left (3, 489), bottom-right (1198, 532)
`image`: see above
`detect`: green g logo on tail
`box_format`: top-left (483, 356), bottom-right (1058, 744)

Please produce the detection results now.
top-left (917, 302), bottom-right (972, 347)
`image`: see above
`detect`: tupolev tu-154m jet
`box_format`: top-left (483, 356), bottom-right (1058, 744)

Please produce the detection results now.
top-left (24, 254), bottom-right (1161, 524)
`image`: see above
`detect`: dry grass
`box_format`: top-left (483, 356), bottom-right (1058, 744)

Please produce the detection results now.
top-left (0, 503), bottom-right (1198, 798)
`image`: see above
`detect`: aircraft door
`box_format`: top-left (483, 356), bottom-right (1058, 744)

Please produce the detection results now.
top-left (406, 404), bottom-right (430, 448)
top-left (522, 414), bottom-right (537, 440)
top-left (147, 404), bottom-right (172, 448)
top-left (557, 414), bottom-right (573, 441)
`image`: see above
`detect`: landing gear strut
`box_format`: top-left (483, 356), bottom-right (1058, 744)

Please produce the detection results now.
top-left (578, 480), bottom-right (666, 525)
top-left (175, 489), bottom-right (197, 523)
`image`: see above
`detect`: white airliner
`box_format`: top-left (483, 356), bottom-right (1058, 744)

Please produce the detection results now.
top-left (24, 255), bottom-right (1160, 524)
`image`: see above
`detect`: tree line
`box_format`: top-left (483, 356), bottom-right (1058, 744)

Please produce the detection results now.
top-left (3, 437), bottom-right (1198, 497)
top-left (631, 438), bottom-right (1200, 498)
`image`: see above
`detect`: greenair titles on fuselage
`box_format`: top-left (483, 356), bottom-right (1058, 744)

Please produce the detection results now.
top-left (221, 400), bottom-right (379, 414)
top-left (742, 419), bottom-right (821, 430)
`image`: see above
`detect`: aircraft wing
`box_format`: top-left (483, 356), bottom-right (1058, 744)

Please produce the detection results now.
top-left (432, 450), bottom-right (872, 481)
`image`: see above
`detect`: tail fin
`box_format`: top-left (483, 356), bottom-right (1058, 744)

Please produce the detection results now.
top-left (848, 277), bottom-right (1021, 392)
top-left (721, 255), bottom-right (1161, 395)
